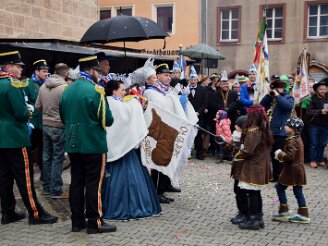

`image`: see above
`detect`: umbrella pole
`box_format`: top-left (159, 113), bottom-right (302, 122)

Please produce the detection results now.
top-left (124, 41), bottom-right (126, 73)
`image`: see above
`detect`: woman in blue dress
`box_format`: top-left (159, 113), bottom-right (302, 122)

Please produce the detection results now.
top-left (102, 80), bottom-right (162, 220)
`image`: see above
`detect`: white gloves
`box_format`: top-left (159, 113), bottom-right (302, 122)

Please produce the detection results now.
top-left (27, 122), bottom-right (35, 129)
top-left (274, 149), bottom-right (282, 160)
top-left (27, 104), bottom-right (34, 113)
top-left (172, 83), bottom-right (182, 95)
top-left (183, 87), bottom-right (190, 96)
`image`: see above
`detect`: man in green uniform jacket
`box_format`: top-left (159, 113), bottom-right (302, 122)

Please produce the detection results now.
top-left (22, 59), bottom-right (49, 179)
top-left (60, 55), bottom-right (116, 234)
top-left (0, 51), bottom-right (58, 225)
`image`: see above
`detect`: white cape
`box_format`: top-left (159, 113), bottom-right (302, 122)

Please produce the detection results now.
top-left (106, 97), bottom-right (148, 162)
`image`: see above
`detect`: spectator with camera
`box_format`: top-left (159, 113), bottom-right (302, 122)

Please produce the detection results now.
top-left (260, 78), bottom-right (294, 181)
top-left (305, 78), bottom-right (328, 168)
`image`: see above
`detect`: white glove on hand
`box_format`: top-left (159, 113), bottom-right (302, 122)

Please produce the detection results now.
top-left (27, 122), bottom-right (35, 130)
top-left (240, 144), bottom-right (245, 150)
top-left (27, 104), bottom-right (34, 113)
top-left (274, 149), bottom-right (282, 160)
top-left (172, 83), bottom-right (182, 95)
top-left (183, 87), bottom-right (190, 96)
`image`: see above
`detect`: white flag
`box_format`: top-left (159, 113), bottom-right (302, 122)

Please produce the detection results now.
top-left (140, 101), bottom-right (196, 186)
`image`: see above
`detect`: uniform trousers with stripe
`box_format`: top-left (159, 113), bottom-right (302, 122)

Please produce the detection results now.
top-left (68, 153), bottom-right (106, 229)
top-left (0, 147), bottom-right (44, 219)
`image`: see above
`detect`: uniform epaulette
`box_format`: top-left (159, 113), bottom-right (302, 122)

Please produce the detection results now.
top-left (10, 78), bottom-right (29, 88)
top-left (247, 127), bottom-right (259, 133)
top-left (21, 79), bottom-right (29, 87)
top-left (95, 84), bottom-right (105, 94)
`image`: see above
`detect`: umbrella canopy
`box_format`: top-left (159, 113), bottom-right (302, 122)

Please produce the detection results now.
top-left (181, 43), bottom-right (225, 60)
top-left (80, 15), bottom-right (169, 43)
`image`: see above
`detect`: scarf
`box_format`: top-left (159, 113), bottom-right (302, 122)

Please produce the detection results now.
top-left (145, 84), bottom-right (165, 95)
top-left (79, 71), bottom-right (94, 84)
top-left (31, 73), bottom-right (46, 86)
top-left (111, 95), bottom-right (123, 102)
top-left (158, 81), bottom-right (170, 93)
top-left (221, 89), bottom-right (229, 108)
top-left (0, 69), bottom-right (15, 79)
top-left (98, 73), bottom-right (110, 87)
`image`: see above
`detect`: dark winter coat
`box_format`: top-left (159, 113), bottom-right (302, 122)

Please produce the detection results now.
top-left (260, 93), bottom-right (294, 136)
top-left (306, 93), bottom-right (328, 127)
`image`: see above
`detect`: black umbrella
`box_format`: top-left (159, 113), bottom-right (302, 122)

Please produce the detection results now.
top-left (80, 15), bottom-right (168, 71)
top-left (81, 15), bottom-right (168, 43)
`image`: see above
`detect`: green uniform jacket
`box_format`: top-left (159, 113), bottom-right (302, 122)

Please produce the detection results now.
top-left (59, 78), bottom-right (114, 154)
top-left (22, 78), bottom-right (42, 129)
top-left (0, 78), bottom-right (30, 148)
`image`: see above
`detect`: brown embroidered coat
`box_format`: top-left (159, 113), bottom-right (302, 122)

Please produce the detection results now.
top-left (236, 126), bottom-right (271, 186)
top-left (277, 135), bottom-right (307, 186)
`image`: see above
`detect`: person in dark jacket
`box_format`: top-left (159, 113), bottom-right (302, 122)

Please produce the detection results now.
top-left (203, 75), bottom-right (219, 155)
top-left (294, 78), bottom-right (316, 163)
top-left (305, 78), bottom-right (328, 168)
top-left (188, 66), bottom-right (208, 160)
top-left (216, 72), bottom-right (241, 160)
top-left (260, 79), bottom-right (294, 181)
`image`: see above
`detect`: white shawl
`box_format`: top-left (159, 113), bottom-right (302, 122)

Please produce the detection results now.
top-left (106, 97), bottom-right (148, 162)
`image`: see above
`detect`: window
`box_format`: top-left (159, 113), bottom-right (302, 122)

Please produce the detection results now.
top-left (156, 6), bottom-right (173, 33)
top-left (116, 7), bottom-right (132, 16)
top-left (217, 7), bottom-right (240, 43)
top-left (100, 10), bottom-right (111, 20)
top-left (307, 3), bottom-right (328, 38)
top-left (266, 7), bottom-right (283, 40)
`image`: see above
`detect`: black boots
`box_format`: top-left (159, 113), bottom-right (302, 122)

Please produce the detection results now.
top-left (87, 221), bottom-right (117, 234)
top-left (1, 211), bottom-right (25, 225)
top-left (29, 212), bottom-right (58, 224)
top-left (231, 213), bottom-right (247, 224)
top-left (238, 214), bottom-right (265, 230)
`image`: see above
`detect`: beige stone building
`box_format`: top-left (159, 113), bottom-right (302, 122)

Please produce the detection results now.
top-left (99, 0), bottom-right (201, 55)
top-left (206, 0), bottom-right (328, 80)
top-left (0, 0), bottom-right (99, 41)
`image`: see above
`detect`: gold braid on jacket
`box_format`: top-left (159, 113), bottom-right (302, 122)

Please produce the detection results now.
top-left (95, 85), bottom-right (106, 129)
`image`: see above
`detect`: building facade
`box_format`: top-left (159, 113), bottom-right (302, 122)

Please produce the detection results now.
top-left (0, 0), bottom-right (99, 41)
top-left (206, 0), bottom-right (328, 79)
top-left (99, 0), bottom-right (201, 56)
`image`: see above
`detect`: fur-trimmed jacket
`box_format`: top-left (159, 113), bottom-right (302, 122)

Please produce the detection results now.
top-left (235, 126), bottom-right (271, 185)
top-left (276, 135), bottom-right (307, 186)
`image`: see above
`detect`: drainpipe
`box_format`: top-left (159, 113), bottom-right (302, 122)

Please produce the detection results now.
top-left (205, 0), bottom-right (208, 44)
top-left (199, 0), bottom-right (203, 43)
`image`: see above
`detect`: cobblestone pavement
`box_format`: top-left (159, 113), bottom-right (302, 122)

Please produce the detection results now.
top-left (1, 156), bottom-right (328, 246)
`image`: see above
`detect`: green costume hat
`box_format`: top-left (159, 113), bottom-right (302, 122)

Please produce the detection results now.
top-left (0, 51), bottom-right (25, 66)
top-left (79, 56), bottom-right (101, 71)
top-left (33, 59), bottom-right (49, 70)
top-left (279, 75), bottom-right (289, 82)
top-left (156, 63), bottom-right (171, 74)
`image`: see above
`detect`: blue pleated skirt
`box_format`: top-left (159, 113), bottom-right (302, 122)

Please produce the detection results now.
top-left (102, 149), bottom-right (162, 220)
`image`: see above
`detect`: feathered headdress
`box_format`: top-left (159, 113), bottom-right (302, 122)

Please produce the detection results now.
top-left (68, 65), bottom-right (80, 80)
top-left (128, 58), bottom-right (156, 87)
